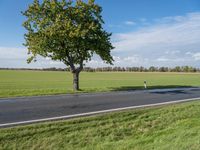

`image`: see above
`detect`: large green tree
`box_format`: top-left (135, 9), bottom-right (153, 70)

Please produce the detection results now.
top-left (22, 0), bottom-right (114, 91)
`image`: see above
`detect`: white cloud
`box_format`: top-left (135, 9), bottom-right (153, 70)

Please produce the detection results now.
top-left (186, 51), bottom-right (193, 55)
top-left (164, 50), bottom-right (180, 55)
top-left (114, 15), bottom-right (200, 52)
top-left (111, 55), bottom-right (149, 67)
top-left (0, 47), bottom-right (65, 68)
top-left (156, 57), bottom-right (169, 62)
top-left (108, 21), bottom-right (136, 29)
top-left (191, 53), bottom-right (200, 60)
top-left (112, 12), bottom-right (200, 67)
top-left (124, 21), bottom-right (136, 25)
top-left (186, 52), bottom-right (200, 61)
top-left (140, 18), bottom-right (147, 22)
top-left (156, 57), bottom-right (186, 62)
top-left (0, 47), bottom-right (27, 59)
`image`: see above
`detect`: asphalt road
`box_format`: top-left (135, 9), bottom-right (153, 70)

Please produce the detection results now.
top-left (1, 88), bottom-right (200, 127)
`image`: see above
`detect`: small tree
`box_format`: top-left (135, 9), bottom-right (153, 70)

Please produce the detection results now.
top-left (22, 0), bottom-right (114, 91)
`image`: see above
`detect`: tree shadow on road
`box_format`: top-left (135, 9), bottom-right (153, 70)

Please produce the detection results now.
top-left (109, 85), bottom-right (195, 92)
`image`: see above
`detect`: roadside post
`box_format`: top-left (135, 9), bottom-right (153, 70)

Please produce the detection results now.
top-left (144, 81), bottom-right (147, 89)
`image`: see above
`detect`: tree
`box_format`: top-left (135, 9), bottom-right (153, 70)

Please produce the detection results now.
top-left (22, 0), bottom-right (114, 91)
top-left (149, 66), bottom-right (157, 72)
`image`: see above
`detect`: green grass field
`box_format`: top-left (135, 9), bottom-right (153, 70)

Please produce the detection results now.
top-left (1, 70), bottom-right (200, 98)
top-left (1, 100), bottom-right (200, 149)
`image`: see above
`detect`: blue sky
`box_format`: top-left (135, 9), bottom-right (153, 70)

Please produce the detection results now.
top-left (0, 0), bottom-right (200, 68)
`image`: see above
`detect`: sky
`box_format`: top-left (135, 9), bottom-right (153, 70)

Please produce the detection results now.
top-left (0, 0), bottom-right (200, 68)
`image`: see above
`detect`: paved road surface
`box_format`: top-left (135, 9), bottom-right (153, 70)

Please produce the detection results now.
top-left (0, 88), bottom-right (200, 127)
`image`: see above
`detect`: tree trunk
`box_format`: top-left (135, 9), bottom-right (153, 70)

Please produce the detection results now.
top-left (73, 71), bottom-right (80, 91)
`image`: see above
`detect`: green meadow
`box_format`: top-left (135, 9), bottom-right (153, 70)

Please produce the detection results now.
top-left (1, 100), bottom-right (200, 149)
top-left (0, 70), bottom-right (200, 98)
top-left (1, 70), bottom-right (200, 149)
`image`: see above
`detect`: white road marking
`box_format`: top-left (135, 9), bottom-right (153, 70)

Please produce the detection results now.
top-left (0, 97), bottom-right (200, 128)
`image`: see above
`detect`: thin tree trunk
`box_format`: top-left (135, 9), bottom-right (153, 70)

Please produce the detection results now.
top-left (73, 71), bottom-right (79, 91)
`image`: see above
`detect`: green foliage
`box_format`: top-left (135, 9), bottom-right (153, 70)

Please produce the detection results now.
top-left (1, 100), bottom-right (200, 149)
top-left (22, 0), bottom-right (114, 71)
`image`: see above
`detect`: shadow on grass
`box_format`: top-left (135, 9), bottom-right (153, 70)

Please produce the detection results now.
top-left (109, 85), bottom-right (195, 92)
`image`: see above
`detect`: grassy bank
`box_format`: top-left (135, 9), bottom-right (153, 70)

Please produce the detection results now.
top-left (0, 70), bottom-right (200, 98)
top-left (0, 100), bottom-right (200, 149)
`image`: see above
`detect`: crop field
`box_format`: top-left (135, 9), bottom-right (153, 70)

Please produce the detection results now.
top-left (1, 100), bottom-right (200, 149)
top-left (0, 70), bottom-right (200, 98)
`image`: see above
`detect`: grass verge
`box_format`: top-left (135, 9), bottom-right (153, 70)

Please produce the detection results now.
top-left (1, 100), bottom-right (200, 149)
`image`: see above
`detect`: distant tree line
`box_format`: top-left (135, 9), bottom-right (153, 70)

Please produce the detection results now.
top-left (85, 66), bottom-right (199, 72)
top-left (1, 66), bottom-right (200, 72)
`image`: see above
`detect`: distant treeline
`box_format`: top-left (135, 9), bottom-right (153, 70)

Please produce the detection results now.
top-left (93, 66), bottom-right (200, 72)
top-left (1, 66), bottom-right (200, 72)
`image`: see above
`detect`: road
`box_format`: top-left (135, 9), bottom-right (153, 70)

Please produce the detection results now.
top-left (0, 88), bottom-right (200, 127)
